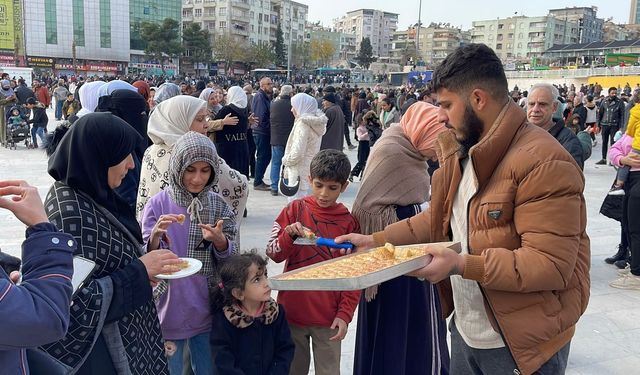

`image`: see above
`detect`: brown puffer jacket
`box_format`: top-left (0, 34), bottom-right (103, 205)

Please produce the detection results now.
top-left (372, 100), bottom-right (591, 375)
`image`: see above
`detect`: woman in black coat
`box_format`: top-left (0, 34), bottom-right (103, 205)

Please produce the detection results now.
top-left (214, 86), bottom-right (250, 177)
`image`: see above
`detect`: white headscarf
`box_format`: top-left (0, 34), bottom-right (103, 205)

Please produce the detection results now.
top-left (97, 80), bottom-right (137, 98)
top-left (147, 96), bottom-right (207, 146)
top-left (198, 88), bottom-right (215, 102)
top-left (291, 93), bottom-right (320, 117)
top-left (76, 81), bottom-right (106, 117)
top-left (226, 86), bottom-right (247, 109)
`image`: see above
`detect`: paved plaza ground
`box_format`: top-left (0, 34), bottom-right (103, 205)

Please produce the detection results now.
top-left (0, 110), bottom-right (638, 374)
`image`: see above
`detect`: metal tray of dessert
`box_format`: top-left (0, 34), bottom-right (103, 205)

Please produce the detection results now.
top-left (268, 242), bottom-right (460, 291)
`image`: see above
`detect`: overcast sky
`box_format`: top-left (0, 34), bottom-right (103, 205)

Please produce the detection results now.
top-left (300, 0), bottom-right (631, 30)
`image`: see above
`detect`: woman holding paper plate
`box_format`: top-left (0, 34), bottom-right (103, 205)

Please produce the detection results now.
top-left (352, 102), bottom-right (450, 375)
top-left (44, 112), bottom-right (182, 374)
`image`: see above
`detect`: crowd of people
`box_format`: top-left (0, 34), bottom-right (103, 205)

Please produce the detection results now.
top-left (0, 41), bottom-right (638, 375)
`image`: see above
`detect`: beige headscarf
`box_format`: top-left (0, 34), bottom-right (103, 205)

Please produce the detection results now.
top-left (147, 95), bottom-right (207, 146)
top-left (352, 103), bottom-right (445, 234)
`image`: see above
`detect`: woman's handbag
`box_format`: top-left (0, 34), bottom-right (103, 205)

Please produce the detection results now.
top-left (279, 166), bottom-right (299, 197)
top-left (600, 189), bottom-right (624, 222)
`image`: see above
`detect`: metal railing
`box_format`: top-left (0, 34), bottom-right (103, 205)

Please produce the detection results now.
top-left (505, 66), bottom-right (640, 79)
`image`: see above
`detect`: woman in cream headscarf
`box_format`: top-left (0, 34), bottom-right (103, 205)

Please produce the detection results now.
top-left (200, 87), bottom-right (239, 135)
top-left (281, 93), bottom-right (327, 200)
top-left (136, 95), bottom-right (248, 237)
top-left (353, 102), bottom-right (450, 375)
top-left (76, 80), bottom-right (106, 117)
top-left (212, 86), bottom-right (250, 177)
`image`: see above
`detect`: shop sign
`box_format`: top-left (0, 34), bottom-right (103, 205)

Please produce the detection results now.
top-left (26, 56), bottom-right (54, 68)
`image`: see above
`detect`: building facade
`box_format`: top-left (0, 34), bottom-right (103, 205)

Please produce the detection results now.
top-left (603, 21), bottom-right (640, 42)
top-left (0, 0), bottom-right (25, 66)
top-left (333, 9), bottom-right (398, 59)
top-left (22, 0), bottom-right (181, 76)
top-left (305, 23), bottom-right (356, 67)
top-left (471, 15), bottom-right (579, 62)
top-left (631, 0), bottom-right (640, 25)
top-left (548, 6), bottom-right (604, 43)
top-left (24, 0), bottom-right (131, 75)
top-left (182, 0), bottom-right (307, 66)
top-left (391, 23), bottom-right (468, 66)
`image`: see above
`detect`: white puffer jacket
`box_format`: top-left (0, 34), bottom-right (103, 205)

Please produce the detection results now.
top-left (282, 112), bottom-right (327, 191)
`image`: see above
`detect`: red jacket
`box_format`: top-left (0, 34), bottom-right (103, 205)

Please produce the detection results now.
top-left (267, 196), bottom-right (361, 327)
top-left (34, 86), bottom-right (51, 107)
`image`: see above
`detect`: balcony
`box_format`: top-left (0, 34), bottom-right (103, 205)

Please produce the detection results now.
top-left (202, 14), bottom-right (216, 21)
top-left (231, 27), bottom-right (249, 37)
top-left (231, 11), bottom-right (249, 22)
top-left (231, 0), bottom-right (250, 10)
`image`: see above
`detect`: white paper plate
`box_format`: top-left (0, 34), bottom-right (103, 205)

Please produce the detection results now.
top-left (156, 258), bottom-right (203, 280)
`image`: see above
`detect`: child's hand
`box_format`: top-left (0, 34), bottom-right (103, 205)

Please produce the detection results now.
top-left (199, 220), bottom-right (228, 251)
top-left (164, 341), bottom-right (177, 357)
top-left (284, 222), bottom-right (310, 238)
top-left (329, 317), bottom-right (348, 341)
top-left (149, 214), bottom-right (181, 250)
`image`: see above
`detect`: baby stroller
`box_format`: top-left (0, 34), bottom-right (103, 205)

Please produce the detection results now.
top-left (6, 123), bottom-right (31, 150)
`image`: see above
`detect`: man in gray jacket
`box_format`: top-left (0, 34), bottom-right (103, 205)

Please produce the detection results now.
top-left (269, 85), bottom-right (295, 196)
top-left (320, 92), bottom-right (345, 150)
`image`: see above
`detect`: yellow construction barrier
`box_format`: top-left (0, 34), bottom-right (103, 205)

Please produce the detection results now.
top-left (587, 76), bottom-right (640, 89)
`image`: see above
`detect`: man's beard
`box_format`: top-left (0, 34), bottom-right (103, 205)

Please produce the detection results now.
top-left (457, 103), bottom-right (484, 158)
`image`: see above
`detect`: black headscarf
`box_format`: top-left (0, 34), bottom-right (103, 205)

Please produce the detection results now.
top-left (48, 112), bottom-right (144, 241)
top-left (96, 89), bottom-right (149, 159)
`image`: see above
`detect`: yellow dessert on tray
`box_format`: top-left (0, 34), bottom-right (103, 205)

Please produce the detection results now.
top-left (280, 243), bottom-right (424, 280)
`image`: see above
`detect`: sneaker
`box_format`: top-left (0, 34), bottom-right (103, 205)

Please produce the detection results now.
top-left (270, 190), bottom-right (278, 196)
top-left (254, 183), bottom-right (270, 191)
top-left (595, 159), bottom-right (606, 165)
top-left (348, 144), bottom-right (357, 150)
top-left (608, 186), bottom-right (625, 196)
top-left (618, 265), bottom-right (631, 276)
top-left (609, 274), bottom-right (640, 290)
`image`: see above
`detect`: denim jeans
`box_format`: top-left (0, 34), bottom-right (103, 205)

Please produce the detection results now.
top-left (167, 332), bottom-right (212, 375)
top-left (55, 99), bottom-right (64, 120)
top-left (253, 133), bottom-right (272, 186)
top-left (270, 145), bottom-right (285, 192)
top-left (31, 126), bottom-right (45, 146)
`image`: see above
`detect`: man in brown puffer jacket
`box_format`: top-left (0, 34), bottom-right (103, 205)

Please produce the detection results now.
top-left (338, 44), bottom-right (590, 375)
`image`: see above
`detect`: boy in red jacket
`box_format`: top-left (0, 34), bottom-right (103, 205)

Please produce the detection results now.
top-left (267, 149), bottom-right (360, 375)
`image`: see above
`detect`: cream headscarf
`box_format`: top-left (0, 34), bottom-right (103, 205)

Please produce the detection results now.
top-left (147, 95), bottom-right (207, 146)
top-left (198, 88), bottom-right (215, 102)
top-left (291, 93), bottom-right (320, 117)
top-left (97, 80), bottom-right (137, 98)
top-left (76, 81), bottom-right (106, 117)
top-left (226, 86), bottom-right (247, 109)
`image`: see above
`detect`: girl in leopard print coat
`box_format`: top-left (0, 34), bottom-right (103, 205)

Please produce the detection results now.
top-left (210, 253), bottom-right (294, 374)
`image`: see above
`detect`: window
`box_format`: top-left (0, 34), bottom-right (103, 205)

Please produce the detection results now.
top-left (496, 43), bottom-right (502, 49)
top-left (195, 9), bottom-right (202, 17)
top-left (219, 7), bottom-right (227, 16)
top-left (219, 21), bottom-right (227, 29)
top-left (182, 9), bottom-right (193, 17)
top-left (264, 14), bottom-right (269, 22)
top-left (72, 0), bottom-right (84, 46)
top-left (99, 0), bottom-right (111, 48)
top-left (45, 0), bottom-right (57, 44)
top-left (498, 24), bottom-right (504, 29)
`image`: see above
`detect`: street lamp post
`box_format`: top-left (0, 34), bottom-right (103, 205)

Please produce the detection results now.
top-left (286, 0), bottom-right (293, 82)
top-left (416, 0), bottom-right (422, 52)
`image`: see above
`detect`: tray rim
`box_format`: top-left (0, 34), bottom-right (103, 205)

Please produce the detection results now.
top-left (268, 241), bottom-right (459, 291)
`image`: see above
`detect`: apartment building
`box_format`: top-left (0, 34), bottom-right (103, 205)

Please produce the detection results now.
top-left (548, 6), bottom-right (604, 43)
top-left (333, 9), bottom-right (398, 58)
top-left (182, 0), bottom-right (307, 54)
top-left (390, 23), bottom-right (469, 66)
top-left (471, 15), bottom-right (579, 61)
